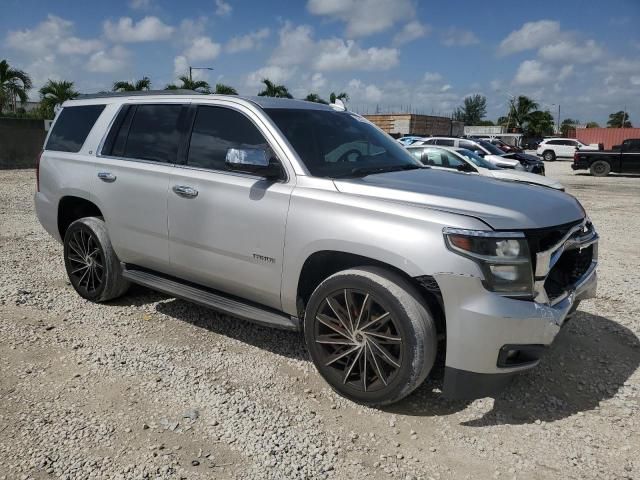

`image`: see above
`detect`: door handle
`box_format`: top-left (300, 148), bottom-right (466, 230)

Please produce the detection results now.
top-left (172, 185), bottom-right (199, 198)
top-left (98, 172), bottom-right (116, 182)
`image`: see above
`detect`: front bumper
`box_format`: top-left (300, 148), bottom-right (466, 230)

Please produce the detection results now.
top-left (435, 220), bottom-right (598, 400)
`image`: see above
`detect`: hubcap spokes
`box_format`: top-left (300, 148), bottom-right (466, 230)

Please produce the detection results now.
top-left (315, 289), bottom-right (403, 392)
top-left (68, 229), bottom-right (104, 294)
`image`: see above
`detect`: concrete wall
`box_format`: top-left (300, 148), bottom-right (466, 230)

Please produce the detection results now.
top-left (0, 118), bottom-right (47, 169)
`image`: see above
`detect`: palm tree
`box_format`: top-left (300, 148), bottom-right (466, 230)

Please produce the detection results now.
top-left (304, 93), bottom-right (328, 104)
top-left (0, 59), bottom-right (32, 114)
top-left (112, 76), bottom-right (151, 92)
top-left (214, 83), bottom-right (238, 95)
top-left (165, 76), bottom-right (210, 93)
top-left (329, 92), bottom-right (349, 104)
top-left (508, 95), bottom-right (539, 130)
top-left (39, 80), bottom-right (79, 118)
top-left (257, 79), bottom-right (292, 98)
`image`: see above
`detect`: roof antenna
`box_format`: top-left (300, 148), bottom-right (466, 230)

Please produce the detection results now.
top-left (330, 98), bottom-right (347, 111)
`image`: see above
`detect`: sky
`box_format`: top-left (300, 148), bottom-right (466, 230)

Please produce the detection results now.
top-left (1, 0), bottom-right (639, 124)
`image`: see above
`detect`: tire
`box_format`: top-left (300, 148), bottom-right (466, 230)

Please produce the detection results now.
top-left (63, 217), bottom-right (130, 302)
top-left (590, 160), bottom-right (611, 177)
top-left (542, 150), bottom-right (556, 162)
top-left (304, 266), bottom-right (437, 406)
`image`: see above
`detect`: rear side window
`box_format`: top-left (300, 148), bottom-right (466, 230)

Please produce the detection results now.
top-left (123, 104), bottom-right (184, 163)
top-left (187, 106), bottom-right (268, 171)
top-left (435, 139), bottom-right (455, 146)
top-left (46, 105), bottom-right (105, 152)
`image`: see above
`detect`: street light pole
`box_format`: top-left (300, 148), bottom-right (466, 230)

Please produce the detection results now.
top-left (188, 66), bottom-right (214, 83)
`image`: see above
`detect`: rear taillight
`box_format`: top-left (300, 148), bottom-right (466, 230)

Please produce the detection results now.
top-left (573, 151), bottom-right (579, 163)
top-left (36, 151), bottom-right (42, 192)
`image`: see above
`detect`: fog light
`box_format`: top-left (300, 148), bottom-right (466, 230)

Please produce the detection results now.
top-left (489, 265), bottom-right (518, 281)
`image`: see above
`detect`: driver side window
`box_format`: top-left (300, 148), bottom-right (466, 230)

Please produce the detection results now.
top-left (188, 106), bottom-right (270, 171)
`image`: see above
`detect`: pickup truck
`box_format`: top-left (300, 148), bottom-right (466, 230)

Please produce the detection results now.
top-left (572, 138), bottom-right (640, 176)
top-left (35, 92), bottom-right (598, 405)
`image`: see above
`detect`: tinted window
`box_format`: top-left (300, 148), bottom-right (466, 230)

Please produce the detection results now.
top-left (265, 108), bottom-right (420, 178)
top-left (422, 138), bottom-right (436, 144)
top-left (624, 139), bottom-right (640, 152)
top-left (477, 140), bottom-right (505, 156)
top-left (459, 140), bottom-right (477, 150)
top-left (407, 148), bottom-right (424, 162)
top-left (46, 105), bottom-right (105, 152)
top-left (435, 139), bottom-right (455, 146)
top-left (423, 149), bottom-right (446, 166)
top-left (187, 106), bottom-right (268, 171)
top-left (546, 140), bottom-right (561, 145)
top-left (123, 104), bottom-right (184, 163)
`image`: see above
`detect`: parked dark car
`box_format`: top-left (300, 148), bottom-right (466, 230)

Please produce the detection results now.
top-left (522, 137), bottom-right (543, 150)
top-left (489, 138), bottom-right (522, 153)
top-left (572, 138), bottom-right (640, 176)
top-left (501, 152), bottom-right (546, 175)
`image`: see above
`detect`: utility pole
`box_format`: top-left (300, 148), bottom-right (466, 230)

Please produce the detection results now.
top-left (188, 66), bottom-right (214, 83)
top-left (557, 104), bottom-right (561, 134)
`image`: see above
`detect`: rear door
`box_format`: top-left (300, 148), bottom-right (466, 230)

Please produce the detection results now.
top-left (621, 139), bottom-right (640, 173)
top-left (94, 101), bottom-right (189, 272)
top-left (167, 103), bottom-right (294, 309)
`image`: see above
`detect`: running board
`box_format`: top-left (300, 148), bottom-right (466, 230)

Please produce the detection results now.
top-left (122, 267), bottom-right (300, 331)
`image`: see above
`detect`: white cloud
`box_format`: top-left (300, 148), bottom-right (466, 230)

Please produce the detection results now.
top-left (270, 23), bottom-right (315, 67)
top-left (441, 84), bottom-right (452, 92)
top-left (310, 72), bottom-right (327, 90)
top-left (183, 36), bottom-right (222, 61)
top-left (423, 72), bottom-right (443, 83)
top-left (393, 21), bottom-right (430, 46)
top-left (246, 65), bottom-right (295, 88)
top-left (103, 16), bottom-right (174, 43)
top-left (538, 39), bottom-right (603, 63)
top-left (129, 0), bottom-right (152, 9)
top-left (306, 0), bottom-right (414, 37)
top-left (441, 27), bottom-right (479, 47)
top-left (499, 20), bottom-right (562, 55)
top-left (513, 59), bottom-right (552, 86)
top-left (87, 45), bottom-right (131, 73)
top-left (348, 79), bottom-right (383, 102)
top-left (6, 15), bottom-right (102, 57)
top-left (313, 39), bottom-right (399, 71)
top-left (215, 0), bottom-right (232, 16)
top-left (226, 28), bottom-right (270, 53)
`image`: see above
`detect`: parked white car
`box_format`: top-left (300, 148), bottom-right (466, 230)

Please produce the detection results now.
top-left (416, 137), bottom-right (526, 171)
top-left (407, 145), bottom-right (564, 190)
top-left (536, 138), bottom-right (600, 161)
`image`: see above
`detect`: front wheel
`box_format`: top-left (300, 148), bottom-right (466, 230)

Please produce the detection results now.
top-left (63, 217), bottom-right (130, 302)
top-left (590, 160), bottom-right (611, 177)
top-left (304, 267), bottom-right (437, 406)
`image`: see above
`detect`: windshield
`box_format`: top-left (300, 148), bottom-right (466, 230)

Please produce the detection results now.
top-left (455, 148), bottom-right (500, 170)
top-left (477, 140), bottom-right (506, 156)
top-left (265, 108), bottom-right (422, 178)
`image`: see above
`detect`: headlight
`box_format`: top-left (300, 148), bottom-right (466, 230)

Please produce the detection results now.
top-left (443, 228), bottom-right (533, 296)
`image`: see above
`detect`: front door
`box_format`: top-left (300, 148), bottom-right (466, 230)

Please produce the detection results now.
top-left (621, 139), bottom-right (640, 173)
top-left (167, 104), bottom-right (293, 310)
top-left (94, 102), bottom-right (188, 272)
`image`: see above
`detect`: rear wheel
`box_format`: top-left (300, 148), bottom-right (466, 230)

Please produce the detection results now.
top-left (63, 217), bottom-right (130, 302)
top-left (543, 150), bottom-right (556, 162)
top-left (590, 160), bottom-right (611, 177)
top-left (304, 267), bottom-right (437, 406)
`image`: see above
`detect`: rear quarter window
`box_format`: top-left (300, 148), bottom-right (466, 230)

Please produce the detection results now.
top-left (45, 105), bottom-right (106, 152)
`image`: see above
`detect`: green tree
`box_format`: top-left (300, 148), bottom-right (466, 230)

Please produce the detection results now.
top-left (39, 80), bottom-right (79, 119)
top-left (508, 95), bottom-right (539, 130)
top-left (214, 83), bottom-right (238, 95)
top-left (304, 93), bottom-right (328, 104)
top-left (257, 79), bottom-right (292, 98)
top-left (607, 110), bottom-right (632, 128)
top-left (165, 76), bottom-right (211, 93)
top-left (112, 76), bottom-right (151, 92)
top-left (496, 116), bottom-right (510, 127)
top-left (454, 94), bottom-right (487, 125)
top-left (560, 118), bottom-right (579, 137)
top-left (476, 119), bottom-right (495, 126)
top-left (585, 121), bottom-right (600, 128)
top-left (526, 110), bottom-right (555, 137)
top-left (329, 91), bottom-right (349, 103)
top-left (0, 59), bottom-right (32, 114)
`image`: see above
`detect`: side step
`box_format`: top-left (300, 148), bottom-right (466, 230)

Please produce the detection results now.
top-left (122, 267), bottom-right (300, 331)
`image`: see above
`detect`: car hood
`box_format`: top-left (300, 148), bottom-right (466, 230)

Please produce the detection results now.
top-left (484, 154), bottom-right (522, 169)
top-left (333, 169), bottom-right (583, 230)
top-left (486, 168), bottom-right (564, 190)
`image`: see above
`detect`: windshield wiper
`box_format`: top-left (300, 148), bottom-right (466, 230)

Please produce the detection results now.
top-left (336, 164), bottom-right (424, 178)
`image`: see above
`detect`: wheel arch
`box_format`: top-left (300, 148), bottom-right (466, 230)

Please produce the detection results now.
top-left (57, 195), bottom-right (103, 239)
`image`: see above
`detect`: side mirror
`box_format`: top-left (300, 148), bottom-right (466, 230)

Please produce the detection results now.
top-left (225, 147), bottom-right (283, 179)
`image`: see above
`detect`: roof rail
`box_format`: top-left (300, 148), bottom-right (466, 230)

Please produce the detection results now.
top-left (76, 89), bottom-right (206, 100)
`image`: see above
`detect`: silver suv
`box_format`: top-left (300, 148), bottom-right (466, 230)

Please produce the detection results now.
top-left (35, 92), bottom-right (598, 405)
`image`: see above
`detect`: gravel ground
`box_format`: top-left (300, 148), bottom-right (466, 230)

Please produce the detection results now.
top-left (1, 162), bottom-right (639, 480)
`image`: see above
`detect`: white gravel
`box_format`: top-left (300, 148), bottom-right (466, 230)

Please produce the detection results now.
top-left (0, 162), bottom-right (639, 480)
